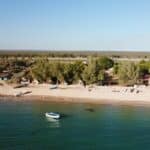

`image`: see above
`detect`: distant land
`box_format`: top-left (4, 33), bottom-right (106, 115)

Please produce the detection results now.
top-left (0, 50), bottom-right (150, 58)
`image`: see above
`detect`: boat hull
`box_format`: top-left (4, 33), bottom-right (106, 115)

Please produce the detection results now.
top-left (45, 112), bottom-right (60, 119)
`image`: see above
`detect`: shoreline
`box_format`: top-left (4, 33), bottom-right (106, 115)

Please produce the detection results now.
top-left (1, 94), bottom-right (150, 107)
top-left (0, 83), bottom-right (150, 107)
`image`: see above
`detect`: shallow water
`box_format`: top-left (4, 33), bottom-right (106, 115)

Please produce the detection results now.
top-left (1, 100), bottom-right (150, 150)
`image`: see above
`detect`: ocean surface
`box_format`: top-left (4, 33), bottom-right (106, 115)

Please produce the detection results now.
top-left (1, 100), bottom-right (150, 150)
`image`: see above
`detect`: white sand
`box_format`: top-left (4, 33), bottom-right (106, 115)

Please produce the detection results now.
top-left (0, 82), bottom-right (150, 104)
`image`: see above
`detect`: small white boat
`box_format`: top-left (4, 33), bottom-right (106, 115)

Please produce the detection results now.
top-left (45, 112), bottom-right (60, 119)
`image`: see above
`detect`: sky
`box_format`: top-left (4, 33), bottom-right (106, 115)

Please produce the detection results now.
top-left (0, 0), bottom-right (150, 51)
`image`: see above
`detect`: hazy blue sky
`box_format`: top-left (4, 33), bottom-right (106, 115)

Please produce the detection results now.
top-left (0, 0), bottom-right (150, 51)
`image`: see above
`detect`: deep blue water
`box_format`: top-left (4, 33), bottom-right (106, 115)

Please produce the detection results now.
top-left (1, 100), bottom-right (150, 150)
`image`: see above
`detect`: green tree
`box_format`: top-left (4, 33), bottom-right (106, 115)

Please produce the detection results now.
top-left (31, 59), bottom-right (50, 83)
top-left (96, 56), bottom-right (114, 70)
top-left (81, 57), bottom-right (97, 85)
top-left (97, 70), bottom-right (106, 85)
top-left (81, 57), bottom-right (112, 85)
top-left (63, 63), bottom-right (78, 84)
top-left (117, 62), bottom-right (140, 86)
top-left (138, 60), bottom-right (150, 77)
top-left (113, 63), bottom-right (119, 75)
top-left (48, 62), bottom-right (64, 84)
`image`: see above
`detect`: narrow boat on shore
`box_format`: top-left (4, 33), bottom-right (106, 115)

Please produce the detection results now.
top-left (45, 112), bottom-right (60, 119)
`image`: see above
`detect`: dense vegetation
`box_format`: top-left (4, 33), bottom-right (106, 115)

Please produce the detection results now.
top-left (0, 55), bottom-right (150, 86)
top-left (30, 56), bottom-right (113, 85)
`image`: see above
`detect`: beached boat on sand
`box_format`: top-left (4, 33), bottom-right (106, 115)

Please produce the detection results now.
top-left (45, 112), bottom-right (60, 119)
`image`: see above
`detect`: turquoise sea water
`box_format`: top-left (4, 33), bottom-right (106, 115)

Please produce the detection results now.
top-left (1, 100), bottom-right (150, 150)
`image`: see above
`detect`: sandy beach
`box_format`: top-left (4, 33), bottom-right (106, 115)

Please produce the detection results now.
top-left (0, 82), bottom-right (150, 106)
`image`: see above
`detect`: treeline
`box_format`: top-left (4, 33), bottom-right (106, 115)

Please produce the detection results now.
top-left (0, 50), bottom-right (150, 58)
top-left (31, 57), bottom-right (114, 85)
top-left (31, 58), bottom-right (150, 86)
top-left (0, 56), bottom-right (150, 86)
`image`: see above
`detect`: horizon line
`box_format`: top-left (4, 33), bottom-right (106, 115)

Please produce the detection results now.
top-left (0, 49), bottom-right (150, 53)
